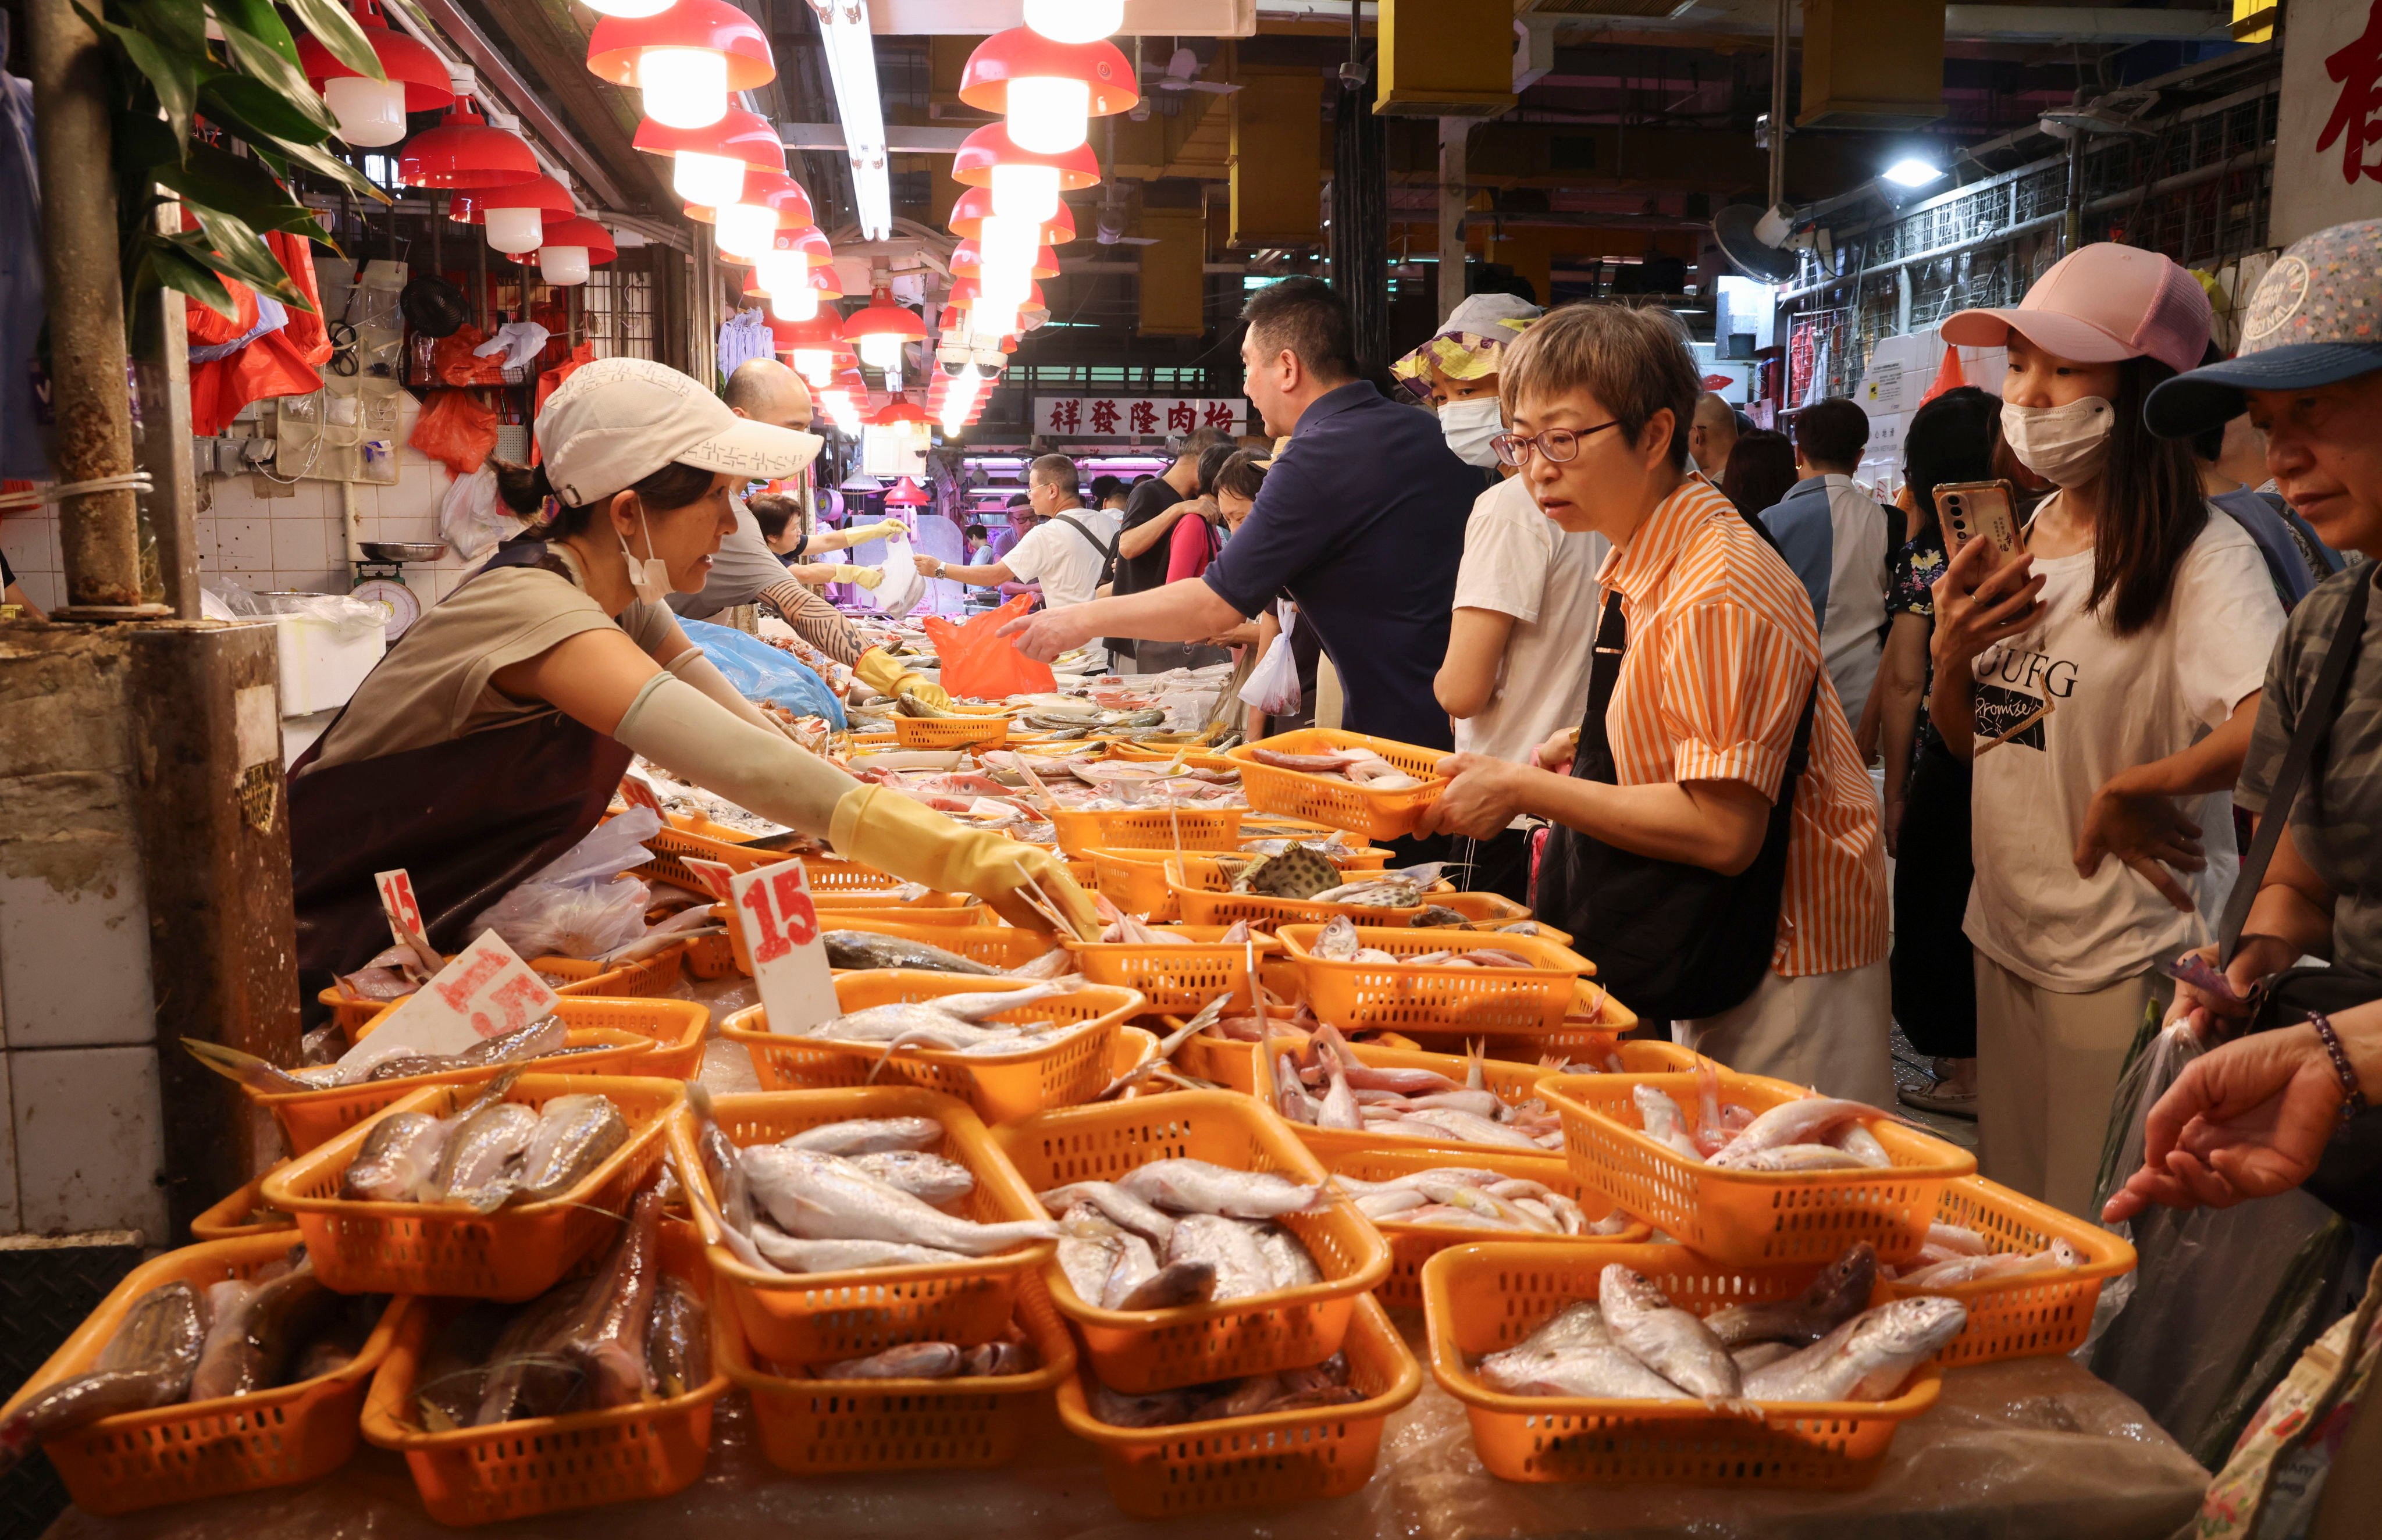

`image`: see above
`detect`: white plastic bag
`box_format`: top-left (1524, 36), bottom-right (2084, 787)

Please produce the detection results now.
top-left (1238, 600), bottom-right (1302, 718)
top-left (440, 464), bottom-right (521, 561)
top-left (466, 806), bottom-right (661, 960)
top-left (870, 533), bottom-right (927, 618)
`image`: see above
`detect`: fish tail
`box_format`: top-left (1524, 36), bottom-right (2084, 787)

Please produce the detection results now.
top-left (179, 1038), bottom-right (302, 1093)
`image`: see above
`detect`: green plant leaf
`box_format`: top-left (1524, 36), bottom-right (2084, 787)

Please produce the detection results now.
top-left (153, 141), bottom-right (296, 227)
top-left (70, 3), bottom-right (200, 146)
top-left (120, 0), bottom-right (207, 57)
top-left (274, 135), bottom-right (389, 204)
top-left (284, 0), bottom-right (384, 81)
top-left (175, 203), bottom-right (301, 301)
top-left (113, 114), bottom-right (185, 180)
top-left (208, 0), bottom-right (300, 66)
top-left (141, 236), bottom-right (239, 319)
top-left (198, 70), bottom-right (332, 145)
top-left (211, 1), bottom-right (339, 138)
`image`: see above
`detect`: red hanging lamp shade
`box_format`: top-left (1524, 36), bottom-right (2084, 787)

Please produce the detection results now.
top-left (843, 286), bottom-right (928, 369)
top-left (949, 123), bottom-right (1101, 191)
top-left (884, 476), bottom-right (930, 505)
top-left (745, 261), bottom-right (846, 301)
top-left (399, 96), bottom-right (539, 188)
top-left (947, 187), bottom-right (1076, 244)
top-left (586, 0), bottom-right (777, 90)
top-left (632, 106), bottom-right (785, 204)
top-left (946, 276), bottom-right (1048, 312)
top-left (957, 28), bottom-right (1137, 117)
top-left (871, 398), bottom-right (930, 426)
top-left (950, 237), bottom-right (1060, 280)
top-left (533, 216), bottom-right (618, 266)
top-left (295, 0), bottom-right (453, 108)
top-left (771, 312), bottom-right (856, 355)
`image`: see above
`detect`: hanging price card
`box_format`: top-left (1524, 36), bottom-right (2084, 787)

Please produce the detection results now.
top-left (682, 857), bottom-right (740, 903)
top-left (373, 868), bottom-right (429, 950)
top-left (337, 930), bottom-right (562, 1070)
top-left (730, 858), bottom-right (839, 1035)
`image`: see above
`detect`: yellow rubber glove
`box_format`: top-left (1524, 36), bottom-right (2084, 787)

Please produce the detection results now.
top-left (829, 785), bottom-right (1099, 936)
top-left (863, 519), bottom-right (908, 541)
top-left (853, 647), bottom-right (952, 710)
top-left (848, 566), bottom-right (884, 590)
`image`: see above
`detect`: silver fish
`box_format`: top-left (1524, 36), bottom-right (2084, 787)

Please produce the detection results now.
top-left (1116, 1261), bottom-right (1217, 1310)
top-left (1599, 1265), bottom-right (1742, 1404)
top-left (1256, 1224), bottom-right (1322, 1291)
top-left (1477, 1302), bottom-right (1687, 1400)
top-left (1741, 1297), bottom-right (1968, 1403)
top-left (784, 1117), bottom-right (944, 1156)
top-left (341, 1111), bottom-right (453, 1202)
top-left (1731, 1341), bottom-right (1797, 1374)
top-left (510, 1095), bottom-right (629, 1206)
top-left (436, 1102), bottom-right (540, 1212)
top-left (1828, 1122), bottom-right (1894, 1168)
top-left (964, 1341), bottom-right (1033, 1376)
top-left (820, 1342), bottom-right (964, 1380)
top-left (822, 931), bottom-right (998, 976)
top-left (749, 1224), bottom-right (969, 1274)
top-left (1314, 916), bottom-right (1362, 960)
top-left (1117, 1159), bottom-right (1324, 1219)
top-left (1703, 1243), bottom-right (1877, 1348)
top-left (1038, 1181), bottom-right (1177, 1246)
top-left (0, 1282), bottom-right (206, 1473)
top-left (1166, 1214), bottom-right (1276, 1302)
top-left (848, 1150), bottom-right (974, 1207)
top-left (743, 1147), bottom-right (1058, 1256)
top-left (1099, 1231), bottom-right (1161, 1308)
top-left (1632, 1085), bottom-right (1703, 1160)
top-left (1056, 1210), bottom-right (1124, 1301)
top-left (1723, 1143), bottom-right (1875, 1172)
top-left (1708, 1099), bottom-right (1887, 1168)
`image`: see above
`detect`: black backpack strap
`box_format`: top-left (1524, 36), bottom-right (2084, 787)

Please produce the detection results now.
top-left (2219, 569), bottom-right (2373, 964)
top-left (1052, 512), bottom-right (1119, 585)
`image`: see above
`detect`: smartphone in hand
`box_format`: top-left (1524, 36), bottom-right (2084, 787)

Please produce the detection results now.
top-left (1938, 480), bottom-right (2026, 565)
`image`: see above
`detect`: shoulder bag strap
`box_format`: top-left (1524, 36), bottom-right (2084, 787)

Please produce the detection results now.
top-left (2219, 571), bottom-right (2373, 964)
top-left (1052, 512), bottom-right (1119, 585)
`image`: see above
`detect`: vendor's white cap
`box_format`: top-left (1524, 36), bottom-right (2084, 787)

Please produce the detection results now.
top-left (537, 356), bottom-right (824, 507)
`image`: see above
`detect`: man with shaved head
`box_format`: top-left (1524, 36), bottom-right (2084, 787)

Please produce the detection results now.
top-left (673, 358), bottom-right (948, 704)
top-left (1689, 391), bottom-right (1739, 481)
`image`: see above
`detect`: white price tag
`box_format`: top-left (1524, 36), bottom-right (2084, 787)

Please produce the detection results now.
top-left (339, 931), bottom-right (562, 1068)
top-left (373, 868), bottom-right (429, 950)
top-left (729, 858), bottom-right (839, 1036)
top-left (619, 772), bottom-right (666, 818)
top-left (682, 857), bottom-right (739, 903)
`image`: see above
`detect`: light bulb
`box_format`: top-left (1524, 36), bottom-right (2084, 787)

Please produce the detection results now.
top-left (713, 202), bottom-right (776, 258)
top-left (671, 149), bottom-right (746, 207)
top-left (1023, 0), bottom-right (1121, 44)
top-left (771, 286), bottom-right (820, 322)
top-left (978, 264), bottom-right (1031, 311)
top-left (794, 348), bottom-right (835, 384)
top-left (978, 213), bottom-right (1040, 267)
top-left (584, 0), bottom-right (674, 15)
top-left (539, 245), bottom-right (592, 284)
top-left (485, 206), bottom-right (546, 255)
top-left (1006, 76), bottom-right (1091, 155)
top-left (857, 332), bottom-right (905, 370)
top-left (637, 48), bottom-right (729, 130)
top-left (989, 162), bottom-right (1061, 223)
top-left (970, 302), bottom-right (1020, 342)
top-left (324, 77), bottom-right (407, 148)
top-left (754, 248), bottom-right (806, 294)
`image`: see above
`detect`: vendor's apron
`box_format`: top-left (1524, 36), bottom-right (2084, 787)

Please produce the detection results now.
top-left (1534, 591), bottom-right (1817, 1024)
top-left (287, 539), bottom-right (633, 988)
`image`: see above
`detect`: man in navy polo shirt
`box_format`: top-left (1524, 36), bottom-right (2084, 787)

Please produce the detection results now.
top-left (1001, 277), bottom-right (1477, 751)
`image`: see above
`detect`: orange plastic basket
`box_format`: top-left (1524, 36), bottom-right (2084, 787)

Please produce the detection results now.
top-left (1109, 1025), bottom-right (1160, 1099)
top-left (1163, 854), bottom-right (1445, 929)
top-left (821, 916), bottom-right (1065, 973)
top-left (188, 1163), bottom-right (298, 1240)
top-left (718, 896), bottom-right (994, 974)
top-left (1062, 925), bottom-right (1284, 1013)
top-left (1881, 1176), bottom-right (2136, 1366)
top-left (263, 996), bottom-right (710, 1155)
top-left (1176, 1033), bottom-right (1689, 1100)
top-left (893, 714), bottom-right (1014, 750)
top-left (1226, 729), bottom-right (1448, 839)
top-left (1049, 806), bottom-right (1246, 858)
top-left (1278, 924), bottom-right (1596, 1035)
top-left (359, 1220), bottom-right (728, 1526)
top-left (1089, 847), bottom-right (1185, 920)
top-left (722, 1270), bottom-right (1079, 1474)
top-left (683, 931), bottom-right (741, 979)
top-left (1320, 1145), bottom-right (1646, 1308)
top-left (994, 1092), bottom-right (1393, 1393)
top-left (721, 971), bottom-right (1142, 1125)
top-left (633, 811), bottom-right (800, 889)
top-left (1537, 1068), bottom-right (1977, 1266)
top-left (261, 1075), bottom-right (682, 1300)
top-left (669, 1086), bottom-right (1057, 1365)
top-left (1420, 1239), bottom-right (1940, 1488)
top-left (0, 1235), bottom-right (408, 1516)
top-left (315, 943), bottom-right (692, 1042)
top-left (1055, 1293), bottom-right (1421, 1518)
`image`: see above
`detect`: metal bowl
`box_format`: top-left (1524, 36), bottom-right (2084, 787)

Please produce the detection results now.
top-left (359, 541), bottom-right (447, 564)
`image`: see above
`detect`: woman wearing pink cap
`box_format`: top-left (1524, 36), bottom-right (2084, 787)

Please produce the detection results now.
top-left (1929, 243), bottom-right (2285, 1217)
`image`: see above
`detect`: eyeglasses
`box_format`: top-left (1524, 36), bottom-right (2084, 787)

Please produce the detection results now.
top-left (1491, 421), bottom-right (1621, 467)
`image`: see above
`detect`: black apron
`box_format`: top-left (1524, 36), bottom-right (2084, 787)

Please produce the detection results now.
top-left (1534, 591), bottom-right (1818, 1024)
top-left (288, 539), bottom-right (634, 990)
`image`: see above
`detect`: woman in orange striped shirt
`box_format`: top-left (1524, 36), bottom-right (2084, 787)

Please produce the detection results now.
top-left (1419, 305), bottom-right (1892, 1105)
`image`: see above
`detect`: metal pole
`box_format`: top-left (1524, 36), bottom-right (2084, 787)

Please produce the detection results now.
top-left (26, 0), bottom-right (147, 614)
top-left (2063, 131), bottom-right (2084, 256)
top-left (1768, 0), bottom-right (1789, 211)
top-left (1437, 117), bottom-right (1469, 322)
top-left (133, 202), bottom-right (201, 619)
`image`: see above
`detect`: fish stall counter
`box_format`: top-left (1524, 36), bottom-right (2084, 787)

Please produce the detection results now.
top-left (40, 1327), bottom-right (2206, 1540)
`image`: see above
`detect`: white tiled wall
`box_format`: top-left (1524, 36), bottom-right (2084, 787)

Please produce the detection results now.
top-left (2, 384), bottom-right (503, 614)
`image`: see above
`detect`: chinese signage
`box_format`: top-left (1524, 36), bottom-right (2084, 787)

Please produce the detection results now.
top-left (1034, 397), bottom-right (1245, 438)
top-left (2276, 0), bottom-right (2382, 245)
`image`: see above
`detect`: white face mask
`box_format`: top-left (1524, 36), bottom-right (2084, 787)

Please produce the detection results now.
top-left (618, 504), bottom-right (670, 604)
top-left (2001, 397), bottom-right (2114, 487)
top-left (1438, 397), bottom-right (1504, 467)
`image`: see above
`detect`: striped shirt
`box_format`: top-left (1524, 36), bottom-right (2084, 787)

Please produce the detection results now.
top-left (1596, 477), bottom-right (1887, 977)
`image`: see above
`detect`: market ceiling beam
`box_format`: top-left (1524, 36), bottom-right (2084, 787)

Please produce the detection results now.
top-left (428, 0), bottom-right (667, 214)
top-left (867, 0), bottom-right (1256, 35)
top-left (779, 121), bottom-right (975, 152)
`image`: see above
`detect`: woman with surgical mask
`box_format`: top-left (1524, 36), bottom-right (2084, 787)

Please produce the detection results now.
top-left (285, 359), bottom-right (1095, 1004)
top-left (1926, 245), bottom-right (2284, 1217)
top-left (1397, 296), bottom-right (1607, 903)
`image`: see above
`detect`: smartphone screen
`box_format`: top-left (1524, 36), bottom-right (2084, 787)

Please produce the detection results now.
top-left (1937, 480), bottom-right (2025, 564)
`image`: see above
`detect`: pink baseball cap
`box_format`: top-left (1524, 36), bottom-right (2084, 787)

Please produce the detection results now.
top-left (1942, 243), bottom-right (2212, 375)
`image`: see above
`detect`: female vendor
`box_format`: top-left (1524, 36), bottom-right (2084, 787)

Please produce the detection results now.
top-left (289, 357), bottom-right (1095, 987)
top-left (1412, 305), bottom-right (1892, 1103)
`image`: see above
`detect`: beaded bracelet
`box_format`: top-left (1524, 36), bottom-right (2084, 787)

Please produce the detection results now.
top-left (2306, 1011), bottom-right (2369, 1125)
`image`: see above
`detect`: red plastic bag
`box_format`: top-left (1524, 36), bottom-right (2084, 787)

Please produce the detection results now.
top-left (430, 325), bottom-right (508, 387)
top-left (922, 594), bottom-right (1056, 701)
top-left (410, 388), bottom-right (499, 477)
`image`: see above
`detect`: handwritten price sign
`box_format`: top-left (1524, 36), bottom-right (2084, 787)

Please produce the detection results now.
top-left (338, 931), bottom-right (562, 1070)
top-left (682, 857), bottom-right (740, 903)
top-left (374, 868), bottom-right (427, 949)
top-left (618, 773), bottom-right (665, 817)
top-left (729, 858), bottom-right (838, 1035)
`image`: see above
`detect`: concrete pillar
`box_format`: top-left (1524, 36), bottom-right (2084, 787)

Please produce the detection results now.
top-left (1438, 117), bottom-right (1471, 321)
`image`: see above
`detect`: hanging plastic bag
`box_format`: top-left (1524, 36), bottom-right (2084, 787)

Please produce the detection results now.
top-left (2086, 1004), bottom-right (2358, 1467)
top-left (465, 805), bottom-right (661, 960)
top-left (1238, 600), bottom-right (1303, 718)
top-left (411, 388), bottom-right (499, 477)
top-left (923, 593), bottom-right (1055, 700)
top-left (868, 532), bottom-right (927, 618)
top-left (439, 464), bottom-right (521, 561)
top-left (679, 617), bottom-right (848, 728)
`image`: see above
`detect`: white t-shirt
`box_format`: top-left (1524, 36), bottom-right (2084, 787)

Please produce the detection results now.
top-left (1963, 502), bottom-right (2284, 991)
top-left (1815, 475), bottom-right (1888, 733)
top-left (1003, 505), bottom-right (1117, 611)
top-left (1450, 474), bottom-right (1607, 763)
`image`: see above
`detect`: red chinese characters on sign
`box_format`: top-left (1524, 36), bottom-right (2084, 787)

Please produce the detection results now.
top-left (1050, 398), bottom-right (1083, 432)
top-left (1089, 398), bottom-right (1121, 434)
top-left (1202, 401), bottom-right (1235, 428)
top-left (2322, 0), bottom-right (2382, 186)
top-left (1166, 401), bottom-right (1197, 432)
top-left (1128, 400), bottom-right (1159, 434)
top-left (1036, 396), bottom-right (1245, 437)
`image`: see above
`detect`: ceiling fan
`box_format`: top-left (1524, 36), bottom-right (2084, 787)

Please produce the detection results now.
top-left (1142, 46), bottom-right (1239, 95)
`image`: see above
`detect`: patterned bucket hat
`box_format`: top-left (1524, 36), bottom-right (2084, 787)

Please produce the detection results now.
top-left (2146, 219), bottom-right (2382, 437)
top-left (1391, 293), bottom-right (1541, 397)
